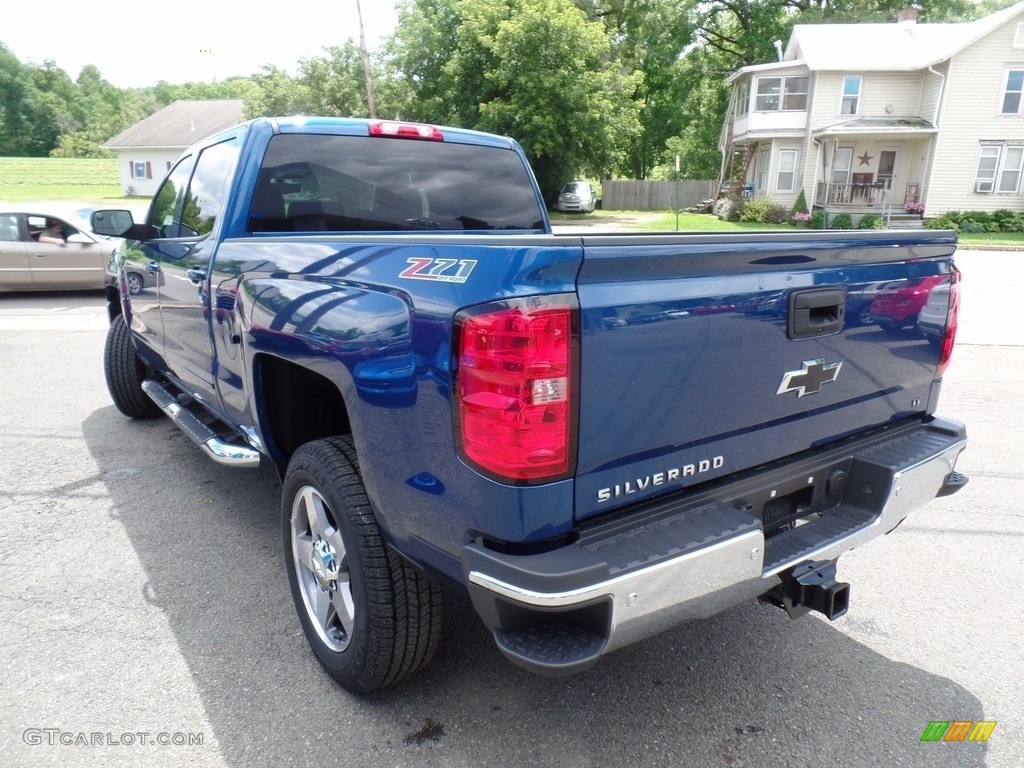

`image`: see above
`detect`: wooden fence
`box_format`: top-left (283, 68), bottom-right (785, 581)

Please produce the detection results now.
top-left (601, 179), bottom-right (717, 211)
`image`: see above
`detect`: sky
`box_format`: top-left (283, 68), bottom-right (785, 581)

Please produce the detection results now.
top-left (2, 0), bottom-right (400, 89)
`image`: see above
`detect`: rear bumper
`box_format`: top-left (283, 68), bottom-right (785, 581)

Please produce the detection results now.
top-left (463, 416), bottom-right (967, 675)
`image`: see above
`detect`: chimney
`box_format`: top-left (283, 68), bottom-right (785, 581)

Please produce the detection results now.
top-left (898, 7), bottom-right (919, 24)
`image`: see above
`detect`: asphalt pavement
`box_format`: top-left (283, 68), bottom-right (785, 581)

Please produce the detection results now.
top-left (0, 248), bottom-right (1020, 768)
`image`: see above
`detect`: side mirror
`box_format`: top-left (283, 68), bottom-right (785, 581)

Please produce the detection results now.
top-left (91, 209), bottom-right (153, 241)
top-left (91, 209), bottom-right (135, 237)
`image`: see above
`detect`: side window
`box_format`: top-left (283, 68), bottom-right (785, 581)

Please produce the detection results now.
top-left (0, 214), bottom-right (18, 241)
top-left (149, 157), bottom-right (195, 238)
top-left (181, 137), bottom-right (241, 237)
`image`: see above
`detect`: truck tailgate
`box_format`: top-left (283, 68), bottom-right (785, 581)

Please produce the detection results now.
top-left (574, 232), bottom-right (957, 520)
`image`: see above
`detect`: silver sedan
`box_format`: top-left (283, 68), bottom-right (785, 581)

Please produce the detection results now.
top-left (0, 207), bottom-right (132, 292)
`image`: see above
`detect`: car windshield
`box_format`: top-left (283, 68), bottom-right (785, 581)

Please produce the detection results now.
top-left (562, 183), bottom-right (585, 194)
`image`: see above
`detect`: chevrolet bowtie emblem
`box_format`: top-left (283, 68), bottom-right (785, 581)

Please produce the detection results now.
top-left (777, 359), bottom-right (843, 397)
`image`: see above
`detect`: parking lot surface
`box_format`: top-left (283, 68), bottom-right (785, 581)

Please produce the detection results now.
top-left (0, 248), bottom-right (1020, 767)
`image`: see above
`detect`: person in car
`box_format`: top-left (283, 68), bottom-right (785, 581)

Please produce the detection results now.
top-left (38, 218), bottom-right (66, 245)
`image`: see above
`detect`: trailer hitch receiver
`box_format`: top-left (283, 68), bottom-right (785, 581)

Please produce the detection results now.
top-left (762, 559), bottom-right (850, 621)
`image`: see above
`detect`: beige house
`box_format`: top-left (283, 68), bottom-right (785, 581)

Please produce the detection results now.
top-left (103, 100), bottom-right (245, 197)
top-left (719, 2), bottom-right (1024, 220)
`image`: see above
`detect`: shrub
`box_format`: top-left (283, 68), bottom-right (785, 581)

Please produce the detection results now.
top-left (1002, 214), bottom-right (1024, 232)
top-left (961, 210), bottom-right (993, 225)
top-left (713, 197), bottom-right (733, 220)
top-left (959, 219), bottom-right (986, 233)
top-left (831, 212), bottom-right (854, 229)
top-left (992, 208), bottom-right (1018, 230)
top-left (790, 189), bottom-right (809, 218)
top-left (925, 215), bottom-right (959, 230)
top-left (765, 204), bottom-right (790, 224)
top-left (810, 210), bottom-right (826, 229)
top-left (858, 213), bottom-right (883, 230)
top-left (740, 197), bottom-right (770, 223)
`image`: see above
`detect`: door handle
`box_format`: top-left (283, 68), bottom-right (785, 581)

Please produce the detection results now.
top-left (788, 288), bottom-right (845, 339)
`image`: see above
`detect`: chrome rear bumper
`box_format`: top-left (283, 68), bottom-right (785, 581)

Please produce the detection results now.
top-left (463, 417), bottom-right (968, 675)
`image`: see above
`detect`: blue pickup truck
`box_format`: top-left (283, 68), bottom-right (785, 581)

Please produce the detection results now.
top-left (93, 117), bottom-right (968, 693)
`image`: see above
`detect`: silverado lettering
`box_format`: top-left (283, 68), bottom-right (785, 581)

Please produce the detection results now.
top-left (94, 116), bottom-right (968, 693)
top-left (597, 455), bottom-right (726, 502)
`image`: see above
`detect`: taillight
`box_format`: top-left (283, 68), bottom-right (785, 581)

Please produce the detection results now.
top-left (454, 295), bottom-right (578, 484)
top-left (937, 266), bottom-right (961, 376)
top-left (369, 120), bottom-right (444, 141)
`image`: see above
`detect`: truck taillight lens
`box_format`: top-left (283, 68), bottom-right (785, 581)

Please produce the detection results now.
top-left (937, 266), bottom-right (961, 376)
top-left (454, 295), bottom-right (578, 484)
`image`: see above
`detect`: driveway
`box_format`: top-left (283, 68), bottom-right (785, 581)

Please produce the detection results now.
top-left (0, 245), bottom-right (1019, 768)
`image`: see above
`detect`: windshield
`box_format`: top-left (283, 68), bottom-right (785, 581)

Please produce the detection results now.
top-left (248, 134), bottom-right (545, 233)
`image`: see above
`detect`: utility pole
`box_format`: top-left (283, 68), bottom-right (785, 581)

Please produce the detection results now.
top-left (355, 0), bottom-right (378, 119)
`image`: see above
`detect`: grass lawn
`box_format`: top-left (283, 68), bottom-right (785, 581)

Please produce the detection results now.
top-left (549, 209), bottom-right (792, 231)
top-left (0, 157), bottom-right (128, 203)
top-left (954, 230), bottom-right (1024, 247)
top-left (553, 209), bottom-right (1024, 246)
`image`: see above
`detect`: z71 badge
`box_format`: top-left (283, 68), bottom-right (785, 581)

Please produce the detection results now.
top-left (399, 257), bottom-right (477, 284)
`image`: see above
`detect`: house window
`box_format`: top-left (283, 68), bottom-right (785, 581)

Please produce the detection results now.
top-left (783, 78), bottom-right (808, 110)
top-left (974, 144), bottom-right (1024, 193)
top-left (1000, 69), bottom-right (1024, 115)
top-left (133, 162), bottom-right (147, 179)
top-left (735, 81), bottom-right (750, 117)
top-left (776, 150), bottom-right (798, 192)
top-left (756, 148), bottom-right (770, 194)
top-left (755, 76), bottom-right (808, 111)
top-left (841, 76), bottom-right (862, 115)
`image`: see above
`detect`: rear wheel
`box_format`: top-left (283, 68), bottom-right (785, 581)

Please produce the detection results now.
top-left (126, 272), bottom-right (143, 295)
top-left (103, 314), bottom-right (161, 418)
top-left (282, 436), bottom-right (443, 693)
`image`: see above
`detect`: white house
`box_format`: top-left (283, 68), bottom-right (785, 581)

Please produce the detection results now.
top-left (719, 3), bottom-right (1024, 219)
top-left (103, 100), bottom-right (245, 197)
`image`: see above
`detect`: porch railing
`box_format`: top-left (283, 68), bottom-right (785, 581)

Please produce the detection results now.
top-left (880, 188), bottom-right (893, 227)
top-left (815, 181), bottom-right (889, 207)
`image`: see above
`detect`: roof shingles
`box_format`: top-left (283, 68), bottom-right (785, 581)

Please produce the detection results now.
top-left (103, 99), bottom-right (245, 149)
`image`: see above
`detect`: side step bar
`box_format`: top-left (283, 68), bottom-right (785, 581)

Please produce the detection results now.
top-left (142, 380), bottom-right (261, 468)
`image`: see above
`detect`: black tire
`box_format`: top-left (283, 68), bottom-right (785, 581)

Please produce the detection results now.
top-left (282, 436), bottom-right (443, 693)
top-left (103, 314), bottom-right (161, 418)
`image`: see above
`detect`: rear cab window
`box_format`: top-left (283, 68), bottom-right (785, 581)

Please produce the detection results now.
top-left (247, 134), bottom-right (545, 233)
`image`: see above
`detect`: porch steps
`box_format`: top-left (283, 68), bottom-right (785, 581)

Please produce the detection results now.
top-left (887, 213), bottom-right (924, 230)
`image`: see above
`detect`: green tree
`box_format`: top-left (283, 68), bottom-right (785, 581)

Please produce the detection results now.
top-left (390, 0), bottom-right (642, 201)
top-left (243, 66), bottom-right (312, 119)
top-left (573, 0), bottom-right (697, 179)
top-left (298, 42), bottom-right (374, 116)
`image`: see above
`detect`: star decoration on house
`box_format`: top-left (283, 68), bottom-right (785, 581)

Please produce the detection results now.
top-left (858, 152), bottom-right (874, 166)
